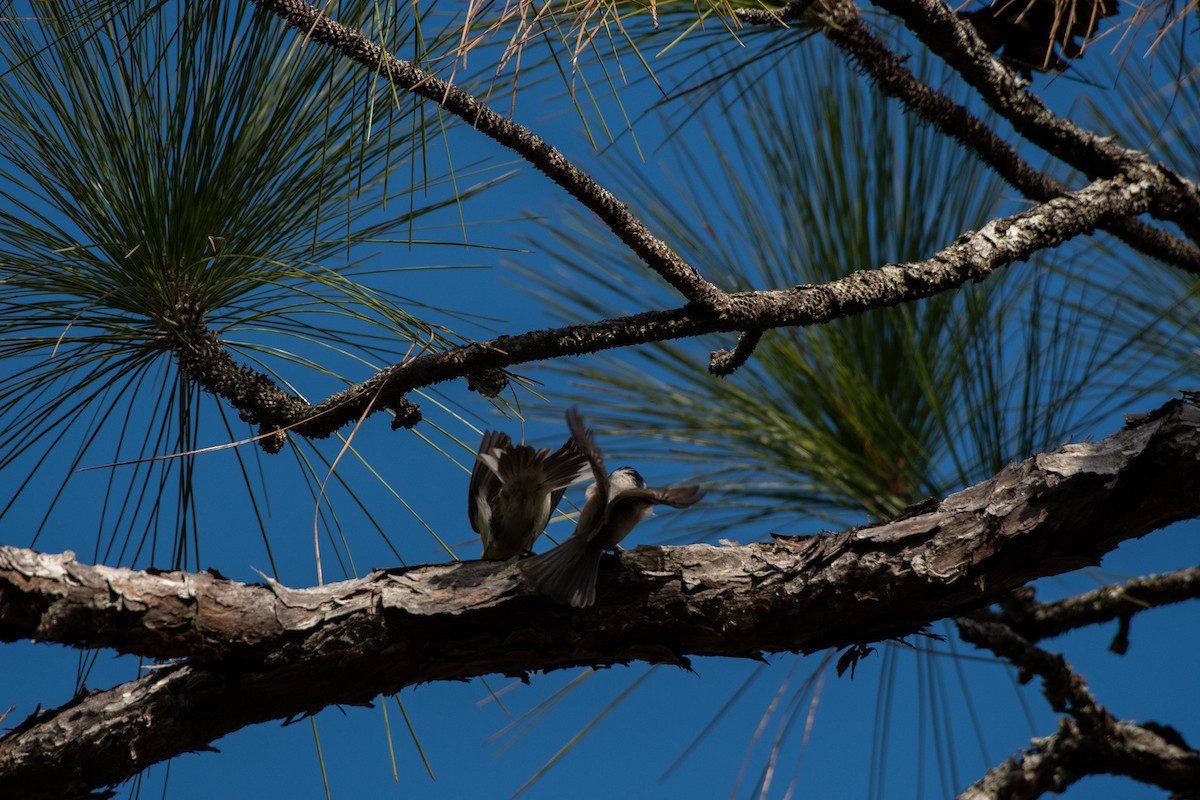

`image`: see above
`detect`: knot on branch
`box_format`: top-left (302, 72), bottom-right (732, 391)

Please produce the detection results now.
top-left (466, 368), bottom-right (509, 398)
top-left (258, 426), bottom-right (288, 454)
top-left (389, 398), bottom-right (422, 430)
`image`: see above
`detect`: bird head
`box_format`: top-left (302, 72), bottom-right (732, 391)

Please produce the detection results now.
top-left (608, 467), bottom-right (646, 491)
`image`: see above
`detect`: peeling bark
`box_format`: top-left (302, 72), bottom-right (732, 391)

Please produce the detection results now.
top-left (2, 399), bottom-right (1200, 798)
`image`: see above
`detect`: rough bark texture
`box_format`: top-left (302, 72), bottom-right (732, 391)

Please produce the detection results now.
top-left (2, 398), bottom-right (1200, 798)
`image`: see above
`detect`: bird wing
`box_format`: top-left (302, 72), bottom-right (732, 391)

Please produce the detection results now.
top-left (565, 407), bottom-right (609, 535)
top-left (547, 436), bottom-right (591, 512)
top-left (628, 484), bottom-right (706, 508)
top-left (565, 408), bottom-right (606, 486)
top-left (468, 430), bottom-right (511, 535)
top-left (584, 484), bottom-right (706, 547)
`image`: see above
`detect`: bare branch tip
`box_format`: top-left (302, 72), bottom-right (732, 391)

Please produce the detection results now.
top-left (709, 330), bottom-right (766, 376)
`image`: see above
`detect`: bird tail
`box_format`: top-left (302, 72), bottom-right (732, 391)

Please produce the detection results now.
top-left (520, 535), bottom-right (602, 608)
top-left (491, 442), bottom-right (589, 494)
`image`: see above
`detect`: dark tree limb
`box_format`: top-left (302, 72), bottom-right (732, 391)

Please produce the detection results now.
top-left (973, 565), bottom-right (1200, 646)
top-left (807, 5), bottom-right (1200, 276)
top-left (956, 617), bottom-right (1200, 797)
top-left (734, 2), bottom-right (1200, 250)
top-left (3, 398), bottom-right (1200, 798)
top-left (956, 715), bottom-right (1200, 799)
top-left (870, 0), bottom-right (1200, 240)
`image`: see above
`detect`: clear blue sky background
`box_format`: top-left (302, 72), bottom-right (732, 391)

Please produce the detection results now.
top-left (3, 4), bottom-right (1199, 799)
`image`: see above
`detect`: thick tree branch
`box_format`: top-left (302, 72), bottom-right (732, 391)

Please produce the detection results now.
top-left (3, 398), bottom-right (1200, 797)
top-left (956, 618), bottom-right (1200, 796)
top-left (181, 172), bottom-right (1161, 440)
top-left (870, 0), bottom-right (1200, 241)
top-left (246, 0), bottom-right (727, 310)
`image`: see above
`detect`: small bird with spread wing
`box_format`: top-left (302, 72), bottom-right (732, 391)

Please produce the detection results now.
top-left (468, 428), bottom-right (590, 559)
top-left (520, 408), bottom-right (705, 607)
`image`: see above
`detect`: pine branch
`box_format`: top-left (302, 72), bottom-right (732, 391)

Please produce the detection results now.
top-left (247, 0), bottom-right (726, 310)
top-left (175, 170), bottom-right (1164, 442)
top-left (809, 4), bottom-right (1200, 276)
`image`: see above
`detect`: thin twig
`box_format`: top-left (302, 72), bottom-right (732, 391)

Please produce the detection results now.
top-left (709, 330), bottom-right (765, 376)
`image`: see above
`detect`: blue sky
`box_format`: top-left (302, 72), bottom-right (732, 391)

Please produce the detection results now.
top-left (3, 3), bottom-right (1199, 799)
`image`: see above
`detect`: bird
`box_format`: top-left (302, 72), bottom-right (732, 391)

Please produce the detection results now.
top-left (468, 427), bottom-right (590, 560)
top-left (520, 408), bottom-right (705, 607)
